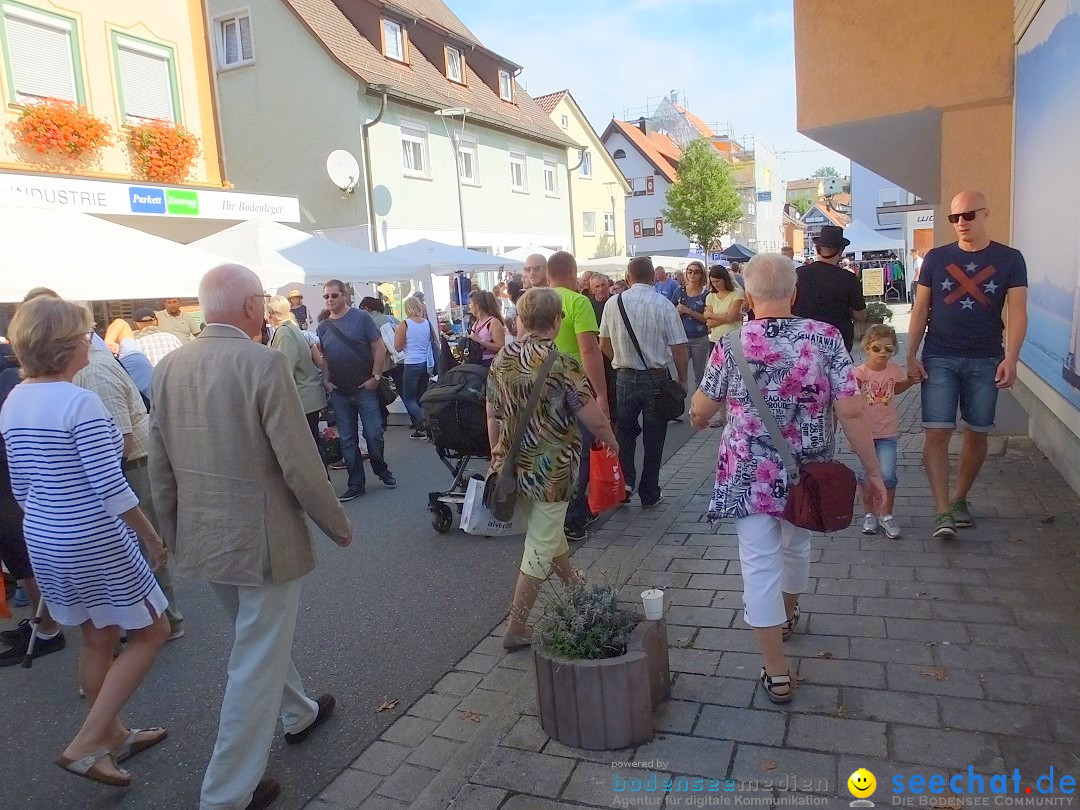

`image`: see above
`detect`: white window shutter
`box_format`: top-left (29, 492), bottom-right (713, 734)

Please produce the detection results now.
top-left (4, 12), bottom-right (77, 102)
top-left (118, 41), bottom-right (174, 121)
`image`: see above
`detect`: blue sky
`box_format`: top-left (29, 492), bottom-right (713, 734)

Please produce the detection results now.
top-left (454, 0), bottom-right (850, 180)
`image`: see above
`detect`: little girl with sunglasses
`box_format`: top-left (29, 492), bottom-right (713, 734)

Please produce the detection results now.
top-left (855, 324), bottom-right (917, 538)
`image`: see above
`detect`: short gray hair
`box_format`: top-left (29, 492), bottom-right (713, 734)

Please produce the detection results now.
top-left (744, 253), bottom-right (796, 302)
top-left (198, 264), bottom-right (263, 321)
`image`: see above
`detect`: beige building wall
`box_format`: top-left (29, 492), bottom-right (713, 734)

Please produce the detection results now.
top-left (547, 95), bottom-right (630, 260)
top-left (0, 0), bottom-right (222, 185)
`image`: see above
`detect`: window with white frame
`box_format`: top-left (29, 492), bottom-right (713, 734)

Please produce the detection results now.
top-left (559, 114), bottom-right (568, 129)
top-left (579, 151), bottom-right (592, 178)
top-left (115, 35), bottom-right (178, 122)
top-left (498, 69), bottom-right (513, 101)
top-left (400, 123), bottom-right (428, 177)
top-left (878, 187), bottom-right (900, 206)
top-left (2, 2), bottom-right (81, 103)
top-left (509, 150), bottom-right (527, 191)
top-left (445, 46), bottom-right (463, 83)
top-left (382, 18), bottom-right (404, 62)
top-left (542, 158), bottom-right (558, 196)
top-left (582, 211), bottom-right (597, 236)
top-left (457, 136), bottom-right (477, 184)
top-left (215, 11), bottom-right (253, 68)
top-left (603, 212), bottom-right (615, 235)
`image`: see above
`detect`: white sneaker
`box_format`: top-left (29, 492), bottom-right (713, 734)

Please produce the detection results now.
top-left (862, 513), bottom-right (878, 535)
top-left (879, 515), bottom-right (902, 539)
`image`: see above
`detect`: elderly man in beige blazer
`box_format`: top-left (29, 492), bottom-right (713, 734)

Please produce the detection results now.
top-left (149, 264), bottom-right (352, 810)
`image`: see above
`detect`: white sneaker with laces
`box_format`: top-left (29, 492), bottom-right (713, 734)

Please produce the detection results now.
top-left (879, 515), bottom-right (902, 539)
top-left (862, 513), bottom-right (878, 535)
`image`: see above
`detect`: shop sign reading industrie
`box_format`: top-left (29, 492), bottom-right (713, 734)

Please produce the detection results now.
top-left (1, 171), bottom-right (300, 222)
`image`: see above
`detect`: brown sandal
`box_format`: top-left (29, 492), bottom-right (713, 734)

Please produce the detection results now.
top-left (55, 748), bottom-right (131, 787)
top-left (113, 727), bottom-right (168, 764)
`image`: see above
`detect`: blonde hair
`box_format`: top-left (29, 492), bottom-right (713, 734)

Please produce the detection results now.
top-left (8, 296), bottom-right (92, 378)
top-left (517, 287), bottom-right (562, 333)
top-left (861, 323), bottom-right (898, 351)
top-left (267, 295), bottom-right (296, 324)
top-left (403, 296), bottom-right (425, 318)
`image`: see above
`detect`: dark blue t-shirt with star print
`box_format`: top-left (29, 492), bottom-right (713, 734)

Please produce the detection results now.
top-left (918, 240), bottom-right (1027, 358)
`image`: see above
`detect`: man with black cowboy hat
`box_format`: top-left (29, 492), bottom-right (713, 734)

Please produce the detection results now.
top-left (794, 224), bottom-right (867, 352)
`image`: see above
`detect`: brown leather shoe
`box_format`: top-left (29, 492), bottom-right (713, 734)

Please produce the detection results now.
top-left (245, 778), bottom-right (280, 810)
top-left (284, 694), bottom-right (335, 745)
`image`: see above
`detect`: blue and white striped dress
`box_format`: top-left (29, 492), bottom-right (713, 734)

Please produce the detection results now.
top-left (0, 382), bottom-right (166, 629)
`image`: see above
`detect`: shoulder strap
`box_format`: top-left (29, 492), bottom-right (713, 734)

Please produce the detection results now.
top-left (324, 318), bottom-right (367, 360)
top-left (728, 331), bottom-right (800, 484)
top-left (501, 348), bottom-right (559, 471)
top-left (616, 293), bottom-right (649, 370)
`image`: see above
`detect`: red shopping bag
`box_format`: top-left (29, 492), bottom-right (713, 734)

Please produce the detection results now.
top-left (0, 578), bottom-right (10, 620)
top-left (588, 442), bottom-right (624, 514)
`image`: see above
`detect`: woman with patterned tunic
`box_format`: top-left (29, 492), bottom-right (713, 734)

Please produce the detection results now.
top-left (689, 254), bottom-right (885, 704)
top-left (486, 288), bottom-right (618, 651)
top-left (0, 296), bottom-right (170, 787)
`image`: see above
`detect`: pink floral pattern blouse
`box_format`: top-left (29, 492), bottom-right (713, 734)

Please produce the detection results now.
top-left (699, 318), bottom-right (859, 519)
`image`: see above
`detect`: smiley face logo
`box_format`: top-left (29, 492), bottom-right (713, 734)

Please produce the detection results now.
top-left (848, 768), bottom-right (877, 799)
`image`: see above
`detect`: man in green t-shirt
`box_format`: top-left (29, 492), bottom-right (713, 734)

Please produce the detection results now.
top-left (547, 251), bottom-right (610, 541)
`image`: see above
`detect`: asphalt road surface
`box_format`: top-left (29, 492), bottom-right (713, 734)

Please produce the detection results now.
top-left (1, 417), bottom-right (695, 809)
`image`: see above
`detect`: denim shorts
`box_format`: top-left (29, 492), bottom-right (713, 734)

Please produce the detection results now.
top-left (921, 354), bottom-right (1001, 432)
top-left (857, 437), bottom-right (898, 489)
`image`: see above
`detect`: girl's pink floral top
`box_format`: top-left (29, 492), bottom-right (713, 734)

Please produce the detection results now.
top-left (700, 318), bottom-right (859, 519)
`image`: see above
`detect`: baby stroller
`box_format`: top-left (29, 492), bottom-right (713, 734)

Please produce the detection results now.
top-left (420, 363), bottom-right (491, 533)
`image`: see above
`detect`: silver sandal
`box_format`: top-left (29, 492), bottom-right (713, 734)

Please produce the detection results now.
top-left (782, 603), bottom-right (800, 642)
top-left (759, 668), bottom-right (793, 704)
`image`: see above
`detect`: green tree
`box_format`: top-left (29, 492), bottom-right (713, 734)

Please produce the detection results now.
top-left (791, 196), bottom-right (812, 216)
top-left (812, 166), bottom-right (841, 178)
top-left (662, 138), bottom-right (742, 253)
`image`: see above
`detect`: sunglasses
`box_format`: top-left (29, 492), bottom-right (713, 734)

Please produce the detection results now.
top-left (323, 292), bottom-right (343, 299)
top-left (867, 344), bottom-right (896, 353)
top-left (947, 208), bottom-right (986, 224)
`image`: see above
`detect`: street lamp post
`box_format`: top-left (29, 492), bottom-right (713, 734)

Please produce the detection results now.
top-left (434, 107), bottom-right (471, 248)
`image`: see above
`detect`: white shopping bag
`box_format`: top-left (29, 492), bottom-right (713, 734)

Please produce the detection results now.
top-left (460, 476), bottom-right (523, 536)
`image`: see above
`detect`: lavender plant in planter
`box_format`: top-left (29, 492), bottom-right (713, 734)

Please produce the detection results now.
top-left (532, 582), bottom-right (670, 750)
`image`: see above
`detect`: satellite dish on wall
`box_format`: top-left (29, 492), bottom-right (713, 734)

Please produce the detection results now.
top-left (326, 150), bottom-right (360, 193)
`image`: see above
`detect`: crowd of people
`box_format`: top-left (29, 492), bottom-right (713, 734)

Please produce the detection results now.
top-left (0, 188), bottom-right (1028, 802)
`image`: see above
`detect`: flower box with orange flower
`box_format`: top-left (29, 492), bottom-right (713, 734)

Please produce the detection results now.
top-left (9, 98), bottom-right (113, 158)
top-left (126, 119), bottom-right (201, 186)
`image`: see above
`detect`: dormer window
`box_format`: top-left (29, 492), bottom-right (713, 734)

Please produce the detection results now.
top-left (445, 46), bottom-right (463, 83)
top-left (498, 69), bottom-right (513, 102)
top-left (382, 18), bottom-right (405, 62)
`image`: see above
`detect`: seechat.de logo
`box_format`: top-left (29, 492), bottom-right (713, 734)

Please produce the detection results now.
top-left (129, 186), bottom-right (166, 213)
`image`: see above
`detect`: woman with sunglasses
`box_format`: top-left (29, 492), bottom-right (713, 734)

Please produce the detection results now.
top-left (674, 261), bottom-right (712, 391)
top-left (704, 265), bottom-right (746, 348)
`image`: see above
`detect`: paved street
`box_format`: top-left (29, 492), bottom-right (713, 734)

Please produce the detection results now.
top-left (0, 414), bottom-right (695, 809)
top-left (308, 309), bottom-right (1080, 809)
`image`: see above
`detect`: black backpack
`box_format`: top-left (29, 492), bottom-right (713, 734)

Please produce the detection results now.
top-left (420, 364), bottom-right (490, 456)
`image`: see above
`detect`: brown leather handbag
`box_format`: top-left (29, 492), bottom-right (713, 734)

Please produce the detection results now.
top-left (730, 333), bottom-right (856, 532)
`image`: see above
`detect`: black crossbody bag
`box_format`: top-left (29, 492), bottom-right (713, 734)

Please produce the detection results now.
top-left (615, 294), bottom-right (686, 422)
top-left (324, 320), bottom-right (397, 406)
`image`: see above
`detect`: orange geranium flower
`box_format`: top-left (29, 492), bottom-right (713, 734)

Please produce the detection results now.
top-left (126, 119), bottom-right (201, 185)
top-left (9, 98), bottom-right (113, 157)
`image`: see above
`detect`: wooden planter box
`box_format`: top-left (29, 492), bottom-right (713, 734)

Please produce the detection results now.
top-left (533, 617), bottom-right (670, 750)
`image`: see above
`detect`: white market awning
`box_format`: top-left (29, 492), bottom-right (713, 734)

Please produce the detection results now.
top-left (380, 239), bottom-right (523, 276)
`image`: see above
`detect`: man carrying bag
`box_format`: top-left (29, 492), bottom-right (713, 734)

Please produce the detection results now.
top-left (599, 256), bottom-right (689, 509)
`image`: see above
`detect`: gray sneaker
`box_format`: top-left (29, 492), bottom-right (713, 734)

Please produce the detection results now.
top-left (933, 513), bottom-right (958, 539)
top-left (879, 515), bottom-right (902, 539)
top-left (950, 499), bottom-right (974, 528)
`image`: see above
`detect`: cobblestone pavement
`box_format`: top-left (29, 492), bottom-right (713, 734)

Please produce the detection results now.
top-left (308, 308), bottom-right (1080, 809)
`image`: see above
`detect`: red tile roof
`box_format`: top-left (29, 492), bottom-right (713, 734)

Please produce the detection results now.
top-left (602, 120), bottom-right (680, 183)
top-left (533, 90), bottom-right (567, 116)
top-left (672, 102), bottom-right (714, 138)
top-left (787, 178), bottom-right (822, 190)
top-left (805, 201), bottom-right (851, 228)
top-left (281, 0), bottom-right (572, 147)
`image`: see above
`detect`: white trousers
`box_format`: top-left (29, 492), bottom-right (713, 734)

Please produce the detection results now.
top-left (199, 578), bottom-right (320, 810)
top-left (735, 514), bottom-right (812, 628)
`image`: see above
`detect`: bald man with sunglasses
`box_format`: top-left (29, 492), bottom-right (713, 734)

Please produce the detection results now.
top-left (906, 190), bottom-right (1029, 540)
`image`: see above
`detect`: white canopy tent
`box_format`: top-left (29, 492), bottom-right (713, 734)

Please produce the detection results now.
top-left (380, 239), bottom-right (523, 276)
top-left (189, 219), bottom-right (425, 288)
top-left (577, 254), bottom-right (634, 276)
top-left (844, 219), bottom-right (906, 257)
top-left (499, 244), bottom-right (554, 262)
top-left (0, 203), bottom-right (231, 301)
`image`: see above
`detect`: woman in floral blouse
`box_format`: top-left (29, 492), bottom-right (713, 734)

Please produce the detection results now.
top-left (486, 288), bottom-right (618, 651)
top-left (689, 253), bottom-right (885, 704)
